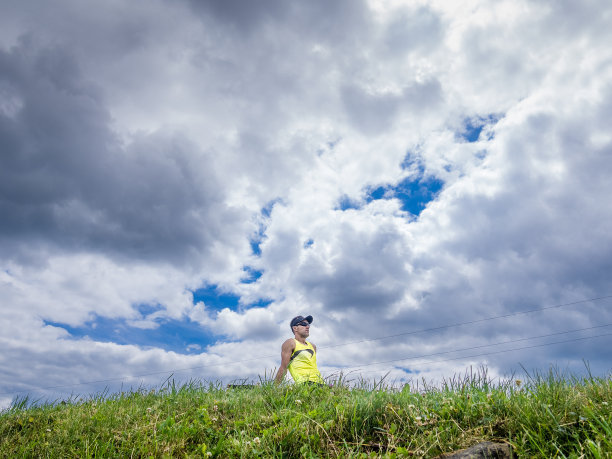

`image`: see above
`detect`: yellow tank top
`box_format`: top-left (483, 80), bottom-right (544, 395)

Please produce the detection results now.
top-left (288, 340), bottom-right (323, 384)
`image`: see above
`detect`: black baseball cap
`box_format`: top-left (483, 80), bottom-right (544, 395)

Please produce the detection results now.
top-left (290, 315), bottom-right (313, 330)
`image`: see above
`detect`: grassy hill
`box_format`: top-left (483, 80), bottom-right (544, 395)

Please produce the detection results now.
top-left (1, 369), bottom-right (610, 457)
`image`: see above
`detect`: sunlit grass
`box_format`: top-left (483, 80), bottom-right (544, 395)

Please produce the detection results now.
top-left (1, 367), bottom-right (610, 457)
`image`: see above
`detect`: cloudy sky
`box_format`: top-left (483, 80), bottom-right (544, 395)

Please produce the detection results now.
top-left (1, 0), bottom-right (612, 406)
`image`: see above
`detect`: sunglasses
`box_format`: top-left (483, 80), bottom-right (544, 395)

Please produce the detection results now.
top-left (295, 321), bottom-right (310, 327)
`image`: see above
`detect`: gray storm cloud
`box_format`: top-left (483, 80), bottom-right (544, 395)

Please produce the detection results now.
top-left (0, 38), bottom-right (250, 267)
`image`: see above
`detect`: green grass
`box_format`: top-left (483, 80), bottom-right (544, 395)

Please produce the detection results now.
top-left (1, 368), bottom-right (610, 458)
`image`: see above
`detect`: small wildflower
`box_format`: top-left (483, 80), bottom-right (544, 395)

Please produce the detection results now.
top-left (211, 417), bottom-right (218, 422)
top-left (213, 405), bottom-right (218, 412)
top-left (515, 380), bottom-right (522, 387)
top-left (415, 416), bottom-right (422, 421)
top-left (146, 407), bottom-right (152, 413)
top-left (206, 453), bottom-right (212, 457)
top-left (407, 404), bottom-right (415, 409)
top-left (46, 429), bottom-right (51, 432)
top-left (295, 399), bottom-right (302, 405)
top-left (602, 402), bottom-right (608, 406)
top-left (253, 437), bottom-right (261, 446)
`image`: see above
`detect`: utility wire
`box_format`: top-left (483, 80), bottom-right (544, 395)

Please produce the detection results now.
top-left (1, 295), bottom-right (610, 397)
top-left (2, 321), bottom-right (610, 397)
top-left (346, 332), bottom-right (612, 377)
top-left (327, 323), bottom-right (612, 373)
top-left (321, 294), bottom-right (612, 349)
top-left (2, 295), bottom-right (610, 396)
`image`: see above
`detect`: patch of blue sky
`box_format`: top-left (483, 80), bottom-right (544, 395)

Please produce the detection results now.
top-left (364, 186), bottom-right (387, 203)
top-left (135, 303), bottom-right (164, 315)
top-left (193, 285), bottom-right (240, 310)
top-left (337, 176), bottom-right (442, 216)
top-left (261, 198), bottom-right (282, 218)
top-left (337, 186), bottom-right (387, 211)
top-left (241, 266), bottom-right (263, 284)
top-left (391, 176), bottom-right (443, 215)
top-left (362, 177), bottom-right (442, 216)
top-left (250, 239), bottom-right (263, 256)
top-left (459, 114), bottom-right (501, 143)
top-left (249, 198), bottom-right (283, 256)
top-left (396, 366), bottom-right (420, 375)
top-left (192, 284), bottom-right (273, 310)
top-left (248, 298), bottom-right (273, 308)
top-left (44, 284), bottom-right (274, 354)
top-left (44, 315), bottom-right (216, 354)
top-left (338, 195), bottom-right (360, 211)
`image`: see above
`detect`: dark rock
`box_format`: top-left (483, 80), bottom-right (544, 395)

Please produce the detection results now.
top-left (438, 441), bottom-right (513, 458)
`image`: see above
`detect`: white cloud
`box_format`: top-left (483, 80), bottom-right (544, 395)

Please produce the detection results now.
top-left (1, 0), bottom-right (612, 406)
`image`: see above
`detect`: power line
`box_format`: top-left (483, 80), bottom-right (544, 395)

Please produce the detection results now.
top-left (1, 295), bottom-right (610, 397)
top-left (328, 323), bottom-right (612, 372)
top-left (321, 294), bottom-right (612, 349)
top-left (347, 332), bottom-right (612, 377)
top-left (3, 322), bottom-right (610, 398)
top-left (4, 331), bottom-right (610, 397)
